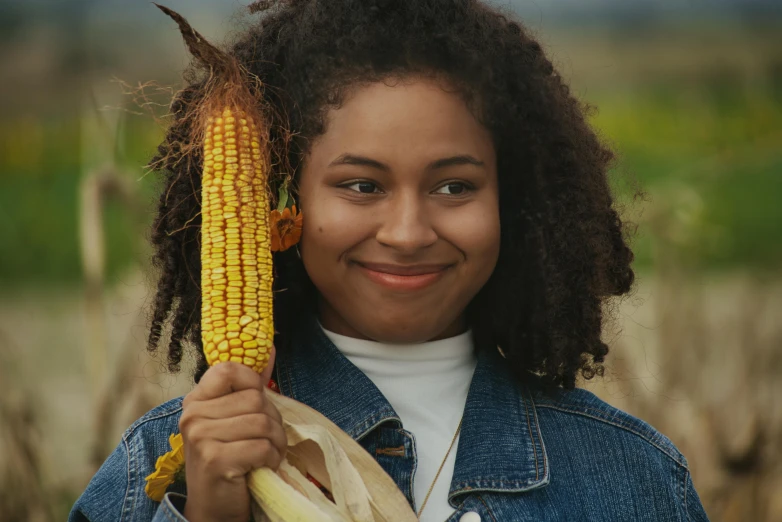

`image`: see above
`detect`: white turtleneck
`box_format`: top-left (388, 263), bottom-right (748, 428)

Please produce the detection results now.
top-left (320, 325), bottom-right (477, 521)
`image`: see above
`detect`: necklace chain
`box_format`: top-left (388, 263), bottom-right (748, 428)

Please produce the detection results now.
top-left (415, 416), bottom-right (463, 519)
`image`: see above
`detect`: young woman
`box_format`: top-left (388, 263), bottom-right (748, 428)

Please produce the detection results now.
top-left (70, 0), bottom-right (710, 520)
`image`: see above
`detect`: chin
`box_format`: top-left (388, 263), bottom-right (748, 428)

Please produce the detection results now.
top-left (374, 330), bottom-right (430, 344)
top-left (358, 314), bottom-right (452, 344)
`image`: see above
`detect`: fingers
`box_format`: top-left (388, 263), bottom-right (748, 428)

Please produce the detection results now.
top-left (193, 438), bottom-right (285, 477)
top-left (187, 413), bottom-right (287, 452)
top-left (184, 387), bottom-right (283, 423)
top-left (180, 392), bottom-right (278, 439)
top-left (187, 361), bottom-right (265, 403)
top-left (186, 346), bottom-right (277, 406)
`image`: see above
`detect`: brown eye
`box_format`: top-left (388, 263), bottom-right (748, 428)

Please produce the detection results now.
top-left (342, 181), bottom-right (380, 194)
top-left (434, 182), bottom-right (469, 195)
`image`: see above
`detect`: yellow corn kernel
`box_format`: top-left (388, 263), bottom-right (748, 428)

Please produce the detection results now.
top-left (201, 106), bottom-right (274, 374)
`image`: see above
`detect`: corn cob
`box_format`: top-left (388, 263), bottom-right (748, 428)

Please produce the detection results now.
top-left (198, 105), bottom-right (330, 521)
top-left (199, 104), bottom-right (321, 521)
top-left (201, 106), bottom-right (274, 373)
top-left (198, 105), bottom-right (364, 522)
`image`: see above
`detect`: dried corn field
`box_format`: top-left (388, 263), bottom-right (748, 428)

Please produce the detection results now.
top-left (2, 3), bottom-right (781, 520)
top-left (0, 270), bottom-right (780, 521)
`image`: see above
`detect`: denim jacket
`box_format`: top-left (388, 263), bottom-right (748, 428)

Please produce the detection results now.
top-left (70, 316), bottom-right (710, 521)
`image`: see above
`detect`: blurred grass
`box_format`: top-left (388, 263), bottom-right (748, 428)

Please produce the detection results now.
top-left (591, 82), bottom-right (782, 271)
top-left (0, 114), bottom-right (161, 286)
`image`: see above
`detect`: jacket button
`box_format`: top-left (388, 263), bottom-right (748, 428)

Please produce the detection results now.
top-left (459, 512), bottom-right (481, 522)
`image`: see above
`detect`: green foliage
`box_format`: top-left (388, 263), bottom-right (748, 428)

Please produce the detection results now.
top-left (590, 81), bottom-right (782, 271)
top-left (1, 67), bottom-right (780, 285)
top-left (0, 115), bottom-right (162, 286)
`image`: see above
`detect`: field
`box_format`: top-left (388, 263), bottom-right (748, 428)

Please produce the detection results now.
top-left (0, 7), bottom-right (780, 521)
top-left (2, 274), bottom-right (780, 520)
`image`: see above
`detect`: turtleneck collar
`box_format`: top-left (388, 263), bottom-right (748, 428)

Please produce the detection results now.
top-left (319, 322), bottom-right (474, 363)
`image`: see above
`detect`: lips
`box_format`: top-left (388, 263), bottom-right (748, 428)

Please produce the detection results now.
top-left (352, 261), bottom-right (452, 291)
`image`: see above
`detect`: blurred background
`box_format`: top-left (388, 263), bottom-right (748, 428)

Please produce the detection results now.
top-left (0, 0), bottom-right (780, 520)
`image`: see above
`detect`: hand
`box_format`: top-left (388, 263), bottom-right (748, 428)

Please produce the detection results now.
top-left (180, 348), bottom-right (286, 522)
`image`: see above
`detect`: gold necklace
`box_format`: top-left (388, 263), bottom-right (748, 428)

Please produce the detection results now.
top-left (415, 416), bottom-right (464, 518)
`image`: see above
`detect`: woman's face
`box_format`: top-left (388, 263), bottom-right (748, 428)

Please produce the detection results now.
top-left (298, 78), bottom-right (500, 343)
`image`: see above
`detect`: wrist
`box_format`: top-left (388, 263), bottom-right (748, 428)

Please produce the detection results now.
top-left (183, 501), bottom-right (205, 522)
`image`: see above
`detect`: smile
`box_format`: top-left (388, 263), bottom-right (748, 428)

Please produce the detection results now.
top-left (353, 262), bottom-right (452, 291)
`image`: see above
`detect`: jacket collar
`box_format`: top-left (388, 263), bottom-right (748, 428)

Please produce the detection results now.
top-left (448, 346), bottom-right (550, 501)
top-left (274, 315), bottom-right (549, 501)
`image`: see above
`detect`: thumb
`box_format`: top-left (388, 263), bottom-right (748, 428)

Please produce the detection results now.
top-left (259, 344), bottom-right (276, 386)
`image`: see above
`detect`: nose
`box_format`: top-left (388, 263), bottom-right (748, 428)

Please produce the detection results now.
top-left (375, 191), bottom-right (437, 254)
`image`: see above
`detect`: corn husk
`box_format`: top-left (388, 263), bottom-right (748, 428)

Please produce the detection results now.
top-left (249, 392), bottom-right (418, 522)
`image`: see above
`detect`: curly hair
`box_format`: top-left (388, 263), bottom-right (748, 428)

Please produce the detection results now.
top-left (147, 0), bottom-right (636, 389)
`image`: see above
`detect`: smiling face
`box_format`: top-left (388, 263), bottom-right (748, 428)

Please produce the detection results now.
top-left (297, 77), bottom-right (500, 343)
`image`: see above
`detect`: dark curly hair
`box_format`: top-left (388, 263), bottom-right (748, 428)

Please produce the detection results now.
top-left (147, 0), bottom-right (636, 389)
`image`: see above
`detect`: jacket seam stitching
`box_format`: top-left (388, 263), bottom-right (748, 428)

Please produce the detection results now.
top-left (683, 470), bottom-right (690, 522)
top-left (352, 412), bottom-right (400, 440)
top-left (452, 478), bottom-right (541, 487)
top-left (119, 438), bottom-right (131, 521)
top-left (165, 503), bottom-right (179, 522)
top-left (476, 494), bottom-right (498, 522)
top-left (163, 493), bottom-right (188, 521)
top-left (521, 393), bottom-right (540, 480)
top-left (121, 435), bottom-right (135, 521)
top-left (161, 502), bottom-right (177, 522)
top-left (449, 498), bottom-right (466, 514)
top-left (404, 430), bottom-right (417, 511)
top-left (123, 404), bottom-right (183, 442)
top-left (535, 403), bottom-right (687, 467)
top-left (529, 393), bottom-right (549, 481)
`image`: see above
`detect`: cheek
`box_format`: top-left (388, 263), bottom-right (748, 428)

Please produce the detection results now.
top-left (299, 198), bottom-right (364, 256)
top-left (471, 191), bottom-right (502, 271)
top-left (299, 209), bottom-right (343, 294)
top-left (469, 219), bottom-right (501, 279)
top-left (439, 203), bottom-right (501, 268)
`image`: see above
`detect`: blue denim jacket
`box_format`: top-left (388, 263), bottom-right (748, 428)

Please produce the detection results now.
top-left (70, 316), bottom-right (710, 521)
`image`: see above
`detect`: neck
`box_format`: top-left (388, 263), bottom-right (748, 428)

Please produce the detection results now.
top-left (321, 323), bottom-right (474, 366)
top-left (316, 297), bottom-right (467, 342)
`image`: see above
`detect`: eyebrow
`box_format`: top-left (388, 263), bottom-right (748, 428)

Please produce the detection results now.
top-left (328, 153), bottom-right (484, 172)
